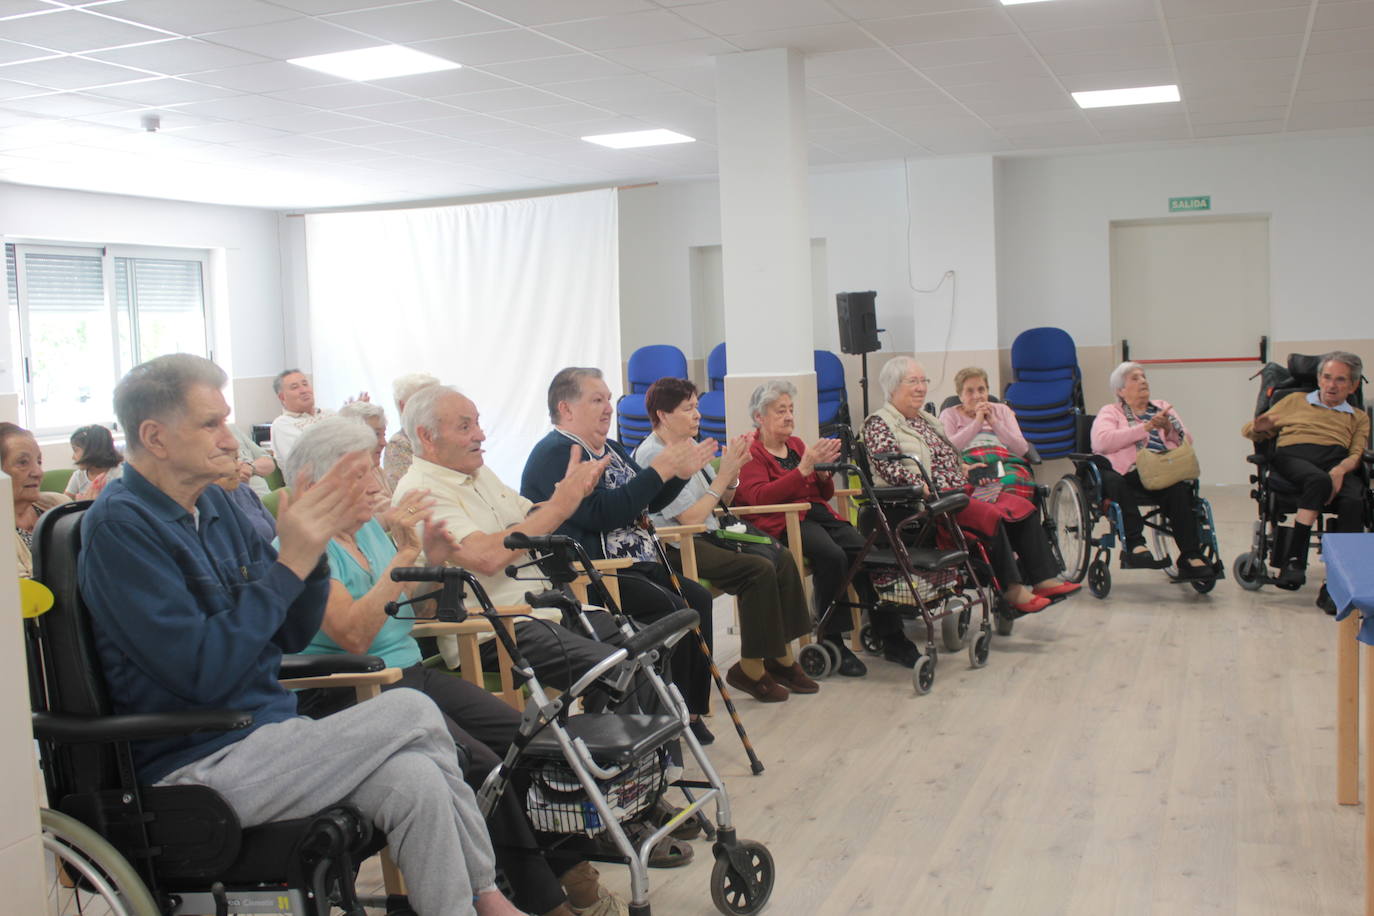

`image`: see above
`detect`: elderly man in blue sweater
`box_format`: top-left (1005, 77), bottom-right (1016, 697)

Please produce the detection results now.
top-left (77, 354), bottom-right (522, 916)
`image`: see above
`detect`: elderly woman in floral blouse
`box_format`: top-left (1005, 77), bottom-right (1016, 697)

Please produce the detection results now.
top-left (861, 357), bottom-right (1079, 615)
top-left (382, 372), bottom-right (439, 491)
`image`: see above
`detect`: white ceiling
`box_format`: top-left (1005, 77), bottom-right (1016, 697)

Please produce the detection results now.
top-left (0, 0), bottom-right (1369, 209)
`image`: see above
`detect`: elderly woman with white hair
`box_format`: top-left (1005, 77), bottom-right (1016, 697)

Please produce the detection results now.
top-left (861, 357), bottom-right (1079, 615)
top-left (339, 399), bottom-right (392, 515)
top-left (384, 372), bottom-right (440, 491)
top-left (734, 379), bottom-right (911, 676)
top-left (286, 416), bottom-right (627, 916)
top-left (1093, 361), bottom-right (1211, 577)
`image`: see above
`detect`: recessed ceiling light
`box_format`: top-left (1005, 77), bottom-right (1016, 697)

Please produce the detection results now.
top-left (288, 45), bottom-right (460, 82)
top-left (1072, 84), bottom-right (1181, 109)
top-left (581, 129), bottom-right (695, 149)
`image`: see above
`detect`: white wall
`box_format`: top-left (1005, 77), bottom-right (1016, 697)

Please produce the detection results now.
top-left (0, 182), bottom-right (287, 387)
top-left (995, 133), bottom-right (1374, 349)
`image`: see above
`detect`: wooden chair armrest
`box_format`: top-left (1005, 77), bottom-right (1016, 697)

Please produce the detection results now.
top-left (592, 558), bottom-right (634, 571)
top-left (410, 605), bottom-right (531, 636)
top-left (656, 524), bottom-right (708, 539)
top-left (281, 666), bottom-right (404, 702)
top-left (727, 502), bottom-right (810, 515)
top-left (832, 488), bottom-right (860, 497)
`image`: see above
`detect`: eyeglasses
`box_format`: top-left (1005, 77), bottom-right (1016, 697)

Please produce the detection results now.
top-left (903, 376), bottom-right (931, 386)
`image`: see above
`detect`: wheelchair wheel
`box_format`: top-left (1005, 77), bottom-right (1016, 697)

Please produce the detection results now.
top-left (1233, 551), bottom-right (1264, 591)
top-left (42, 808), bottom-right (159, 916)
top-left (1050, 475), bottom-right (1091, 583)
top-left (858, 623), bottom-right (884, 654)
top-left (1191, 576), bottom-right (1217, 594)
top-left (941, 596), bottom-right (971, 651)
top-left (797, 642), bottom-right (833, 679)
top-left (912, 653), bottom-right (935, 695)
top-left (1087, 559), bottom-right (1112, 599)
top-left (968, 626), bottom-right (991, 669)
top-left (710, 840), bottom-right (775, 916)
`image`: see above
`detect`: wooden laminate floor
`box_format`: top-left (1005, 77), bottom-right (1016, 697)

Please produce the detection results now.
top-left (365, 483), bottom-right (1364, 915)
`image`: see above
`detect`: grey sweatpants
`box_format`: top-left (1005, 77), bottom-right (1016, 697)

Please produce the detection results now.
top-left (159, 688), bottom-right (495, 916)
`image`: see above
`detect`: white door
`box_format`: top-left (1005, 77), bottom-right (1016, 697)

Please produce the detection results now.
top-left (1110, 215), bottom-right (1270, 486)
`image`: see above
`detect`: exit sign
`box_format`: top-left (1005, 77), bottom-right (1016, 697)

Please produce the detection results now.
top-left (1169, 195), bottom-right (1211, 212)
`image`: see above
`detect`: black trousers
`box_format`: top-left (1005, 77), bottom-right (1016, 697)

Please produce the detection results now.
top-left (1273, 443), bottom-right (1366, 532)
top-left (297, 665), bottom-right (574, 916)
top-left (786, 505), bottom-right (899, 640)
top-left (665, 533), bottom-right (811, 659)
top-left (612, 561), bottom-right (715, 715)
top-left (1099, 466), bottom-right (1202, 557)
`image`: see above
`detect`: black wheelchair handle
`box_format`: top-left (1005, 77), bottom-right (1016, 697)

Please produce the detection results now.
top-left (524, 589), bottom-right (576, 610)
top-left (503, 532), bottom-right (576, 551)
top-left (391, 566), bottom-right (453, 583)
top-left (870, 451), bottom-right (905, 462)
top-left (815, 462), bottom-right (855, 474)
top-left (622, 608), bottom-right (699, 659)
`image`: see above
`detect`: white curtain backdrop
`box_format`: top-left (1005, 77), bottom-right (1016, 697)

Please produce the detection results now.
top-left (304, 188), bottom-right (620, 484)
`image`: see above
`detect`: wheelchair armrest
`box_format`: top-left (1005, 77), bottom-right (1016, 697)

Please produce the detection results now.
top-left (1068, 453), bottom-right (1095, 463)
top-left (279, 653), bottom-right (384, 679)
top-left (872, 486), bottom-right (923, 501)
top-left (33, 709), bottom-right (252, 744)
top-left (1363, 449), bottom-right (1374, 465)
top-left (925, 492), bottom-right (970, 516)
top-left (1246, 453), bottom-right (1270, 466)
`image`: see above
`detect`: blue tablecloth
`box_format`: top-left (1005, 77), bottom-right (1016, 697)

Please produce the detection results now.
top-left (1325, 533), bottom-right (1374, 645)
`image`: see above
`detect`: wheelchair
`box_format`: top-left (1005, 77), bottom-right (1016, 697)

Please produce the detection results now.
top-left (788, 444), bottom-right (997, 695)
top-left (1232, 354), bottom-right (1374, 592)
top-left (1050, 415), bottom-right (1225, 598)
top-left (390, 535), bottom-right (776, 916)
top-left (29, 500), bottom-right (394, 916)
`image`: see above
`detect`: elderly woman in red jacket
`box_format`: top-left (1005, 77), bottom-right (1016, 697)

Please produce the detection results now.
top-left (735, 380), bottom-right (915, 676)
top-left (1091, 361), bottom-right (1210, 578)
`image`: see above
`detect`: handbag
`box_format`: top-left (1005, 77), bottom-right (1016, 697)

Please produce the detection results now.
top-left (1134, 441), bottom-right (1200, 490)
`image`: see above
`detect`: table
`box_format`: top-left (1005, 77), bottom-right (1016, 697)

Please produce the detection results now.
top-left (1324, 532), bottom-right (1374, 916)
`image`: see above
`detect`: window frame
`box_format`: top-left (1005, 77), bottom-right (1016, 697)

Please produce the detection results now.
top-left (7, 239), bottom-right (214, 437)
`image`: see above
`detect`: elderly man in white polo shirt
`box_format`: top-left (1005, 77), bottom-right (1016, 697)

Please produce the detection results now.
top-left (391, 384), bottom-right (645, 687)
top-left (268, 368), bottom-right (334, 463)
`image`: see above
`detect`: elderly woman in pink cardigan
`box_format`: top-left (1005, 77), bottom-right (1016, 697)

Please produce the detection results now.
top-left (939, 367), bottom-right (1035, 499)
top-left (1090, 362), bottom-right (1210, 577)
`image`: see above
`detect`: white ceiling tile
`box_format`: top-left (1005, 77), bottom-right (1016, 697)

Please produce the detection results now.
top-left (0, 76), bottom-right (47, 98)
top-left (1313, 2), bottom-right (1374, 32)
top-left (1188, 102), bottom-right (1288, 124)
top-left (728, 22), bottom-right (877, 52)
top-left (229, 133), bottom-right (354, 154)
top-left (461, 0), bottom-right (653, 27)
top-left (1171, 33), bottom-right (1306, 67)
top-left (498, 101), bottom-right (615, 124)
top-left (0, 10), bottom-right (171, 53)
top-left (404, 111), bottom-right (521, 135)
top-left (640, 64), bottom-right (715, 96)
top-left (602, 36), bottom-right (735, 72)
top-left (1095, 124), bottom-right (1192, 142)
top-left (312, 122), bottom-right (435, 145)
top-left (866, 9), bottom-right (1015, 45)
top-left (810, 69), bottom-right (934, 95)
top-left (802, 47), bottom-right (907, 76)
top-left (201, 18), bottom-right (377, 60)
top-left (1306, 27), bottom-right (1374, 55)
top-left (1177, 56), bottom-right (1297, 86)
top-left (925, 56), bottom-right (1050, 86)
top-left (338, 98), bottom-right (464, 123)
top-left (541, 72), bottom-right (676, 103)
top-left (103, 0), bottom-right (300, 34)
top-left (1004, 125), bottom-right (1101, 147)
top-left (436, 84), bottom-right (566, 110)
top-left (411, 29), bottom-right (571, 65)
top-left (1026, 21), bottom-right (1166, 56)
top-left (1005, 0), bottom-right (1158, 33)
top-left (88, 38), bottom-right (271, 76)
top-left (79, 107), bottom-right (222, 131)
top-left (538, 11), bottom-right (711, 50)
top-left (1293, 82), bottom-right (1374, 104)
top-left (981, 107), bottom-right (1086, 127)
top-left (829, 86), bottom-right (950, 111)
top-left (1191, 119), bottom-right (1285, 137)
top-left (1293, 66), bottom-right (1374, 90)
top-left (1161, 0), bottom-right (1307, 17)
top-left (1300, 48), bottom-right (1374, 75)
top-left (0, 37), bottom-right (57, 65)
top-left (191, 61), bottom-right (345, 93)
top-left (541, 114), bottom-right (649, 136)
top-left (0, 55), bottom-right (151, 89)
top-left (1284, 100), bottom-right (1374, 129)
top-left (836, 0), bottom-right (998, 17)
top-left (174, 94), bottom-right (320, 121)
top-left (1059, 67), bottom-right (1180, 92)
top-left (366, 67), bottom-right (516, 95)
top-left (673, 0), bottom-right (846, 35)
top-left (484, 53), bottom-right (631, 84)
top-left (369, 135), bottom-right (491, 154)
top-left (1043, 46), bottom-right (1173, 77)
top-left (84, 77), bottom-right (235, 105)
top-left (174, 141), bottom-right (276, 161)
top-left (151, 120), bottom-right (287, 142)
top-left (296, 143), bottom-right (403, 161)
top-left (0, 90), bottom-right (131, 116)
top-left (959, 93), bottom-right (1075, 117)
top-left (1168, 7), bottom-right (1312, 43)
top-left (324, 1), bottom-right (512, 43)
top-left (249, 109), bottom-right (371, 132)
top-left (265, 0), bottom-right (421, 12)
top-left (893, 34), bottom-right (1033, 69)
top-left (0, 1), bottom-right (52, 16)
top-left (1082, 105), bottom-right (1186, 125)
top-left (267, 82), bottom-right (413, 108)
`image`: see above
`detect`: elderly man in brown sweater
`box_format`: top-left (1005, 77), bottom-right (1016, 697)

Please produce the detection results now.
top-left (1243, 350), bottom-right (1370, 596)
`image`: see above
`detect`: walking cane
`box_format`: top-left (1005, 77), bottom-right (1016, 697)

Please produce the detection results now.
top-left (645, 522), bottom-right (766, 776)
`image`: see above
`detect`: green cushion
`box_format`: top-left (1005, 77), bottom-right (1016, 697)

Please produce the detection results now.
top-left (263, 466), bottom-right (285, 491)
top-left (261, 487), bottom-right (287, 519)
top-left (41, 469), bottom-right (75, 493)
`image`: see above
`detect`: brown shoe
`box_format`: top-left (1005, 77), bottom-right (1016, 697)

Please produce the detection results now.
top-left (764, 659), bottom-right (819, 694)
top-left (726, 662), bottom-right (788, 702)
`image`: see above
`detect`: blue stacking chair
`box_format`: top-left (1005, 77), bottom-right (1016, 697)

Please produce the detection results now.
top-left (815, 349), bottom-right (848, 435)
top-left (698, 342), bottom-right (729, 441)
top-left (618, 344), bottom-right (687, 449)
top-left (1002, 327), bottom-right (1083, 459)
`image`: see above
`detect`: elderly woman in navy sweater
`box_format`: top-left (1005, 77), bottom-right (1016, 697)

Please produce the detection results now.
top-left (521, 367), bottom-right (720, 744)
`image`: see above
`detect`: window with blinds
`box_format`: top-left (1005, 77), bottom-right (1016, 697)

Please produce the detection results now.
top-left (5, 243), bottom-right (210, 435)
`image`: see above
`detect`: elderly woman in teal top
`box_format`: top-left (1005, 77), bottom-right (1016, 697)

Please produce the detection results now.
top-left (284, 416), bottom-right (628, 916)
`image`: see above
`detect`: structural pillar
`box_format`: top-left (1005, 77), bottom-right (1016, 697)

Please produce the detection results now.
top-left (715, 48), bottom-right (816, 440)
